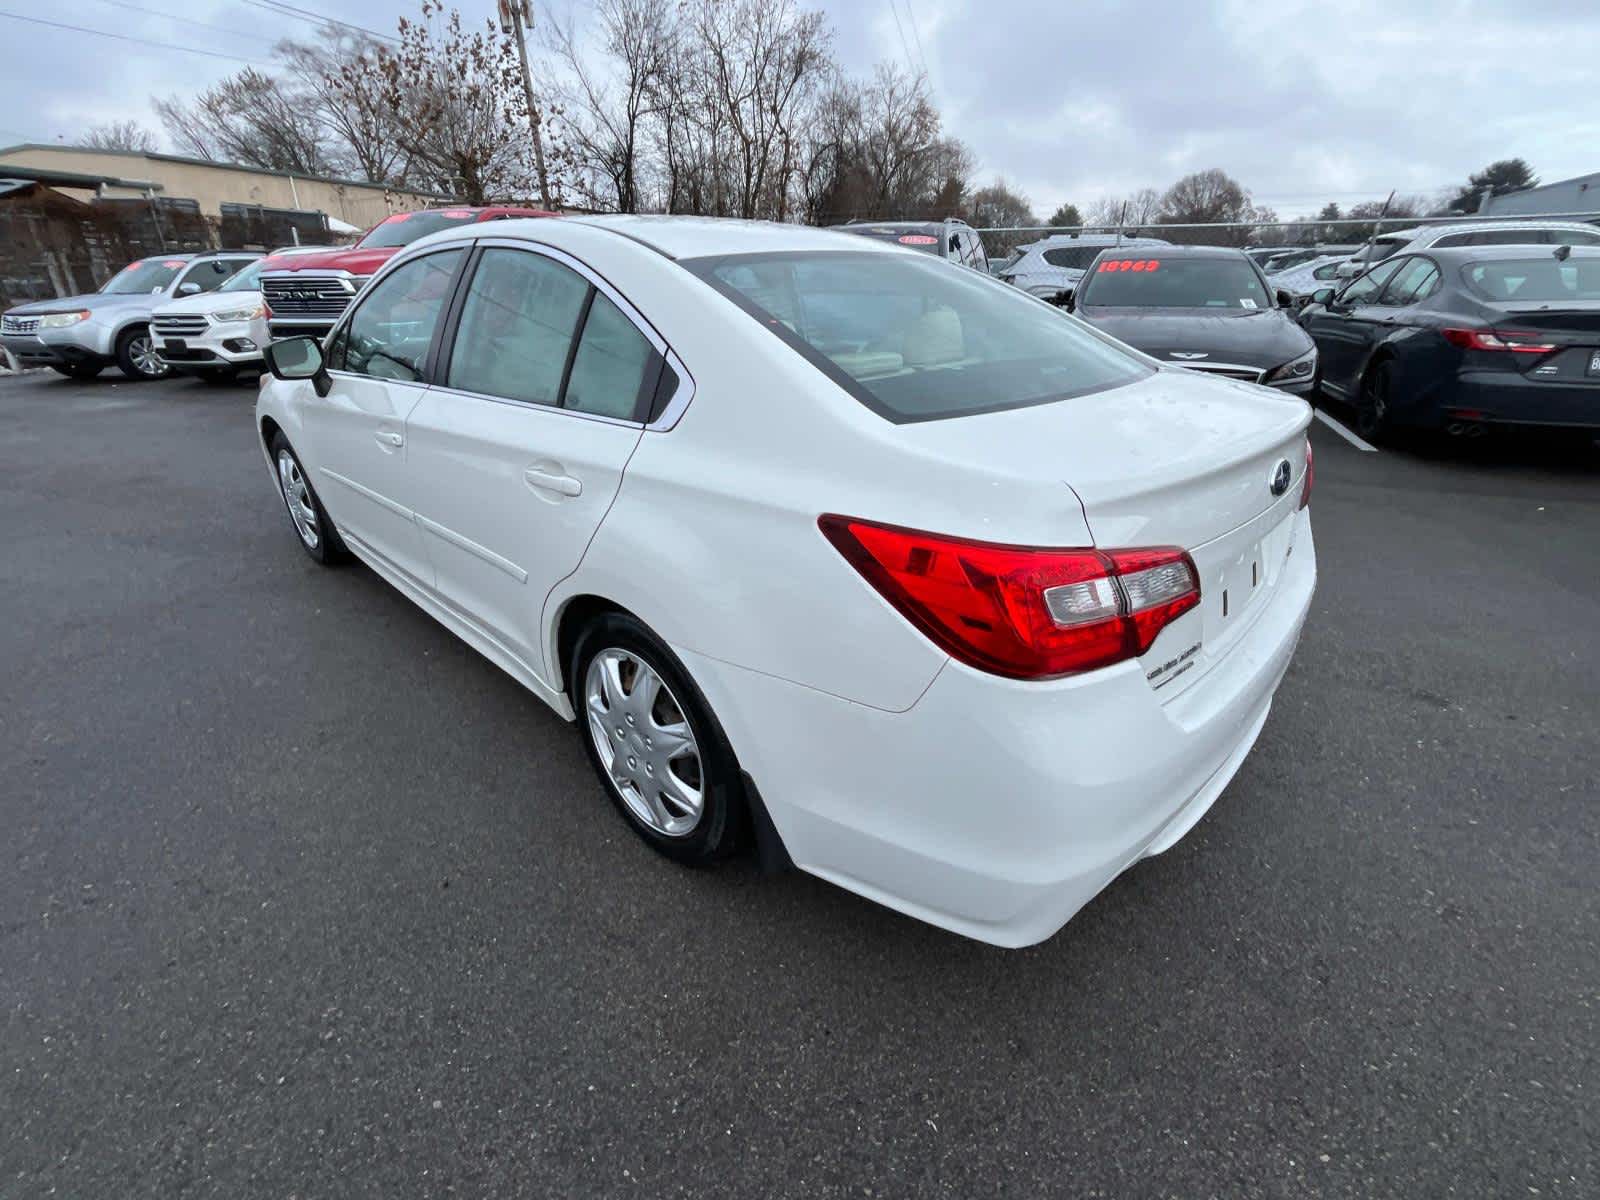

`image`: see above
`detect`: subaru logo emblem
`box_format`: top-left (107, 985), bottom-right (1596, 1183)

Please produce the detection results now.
top-left (1269, 459), bottom-right (1293, 497)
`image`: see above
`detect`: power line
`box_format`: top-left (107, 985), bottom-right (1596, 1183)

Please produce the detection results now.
top-left (897, 0), bottom-right (931, 80)
top-left (0, 10), bottom-right (256, 62)
top-left (884, 0), bottom-right (917, 80)
top-left (234, 0), bottom-right (397, 45)
top-left (90, 0), bottom-right (262, 43)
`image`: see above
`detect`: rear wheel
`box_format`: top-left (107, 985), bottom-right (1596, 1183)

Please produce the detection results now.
top-left (114, 326), bottom-right (170, 381)
top-left (50, 362), bottom-right (104, 380)
top-left (572, 612), bottom-right (744, 866)
top-left (1355, 360), bottom-right (1394, 442)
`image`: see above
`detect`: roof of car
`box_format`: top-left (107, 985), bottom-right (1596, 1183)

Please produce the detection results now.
top-left (1095, 244), bottom-right (1247, 260)
top-left (1404, 243), bottom-right (1600, 261)
top-left (560, 214), bottom-right (909, 259)
top-left (1383, 219), bottom-right (1600, 241)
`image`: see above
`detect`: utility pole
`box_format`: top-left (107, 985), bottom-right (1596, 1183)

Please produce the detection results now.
top-left (499, 0), bottom-right (553, 210)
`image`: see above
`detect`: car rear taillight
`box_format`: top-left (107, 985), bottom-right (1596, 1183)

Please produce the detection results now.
top-left (1441, 327), bottom-right (1556, 353)
top-left (818, 515), bottom-right (1200, 680)
top-left (1300, 437), bottom-right (1313, 510)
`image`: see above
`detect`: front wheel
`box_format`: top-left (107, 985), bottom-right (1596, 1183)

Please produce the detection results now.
top-left (114, 326), bottom-right (170, 381)
top-left (269, 432), bottom-right (349, 565)
top-left (571, 613), bottom-right (744, 865)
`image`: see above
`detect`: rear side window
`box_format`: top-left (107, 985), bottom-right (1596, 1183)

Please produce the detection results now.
top-left (446, 248), bottom-right (589, 405)
top-left (688, 250), bottom-right (1150, 423)
top-left (563, 291), bottom-right (657, 420)
top-left (332, 249), bottom-right (463, 382)
top-left (1042, 246), bottom-right (1102, 270)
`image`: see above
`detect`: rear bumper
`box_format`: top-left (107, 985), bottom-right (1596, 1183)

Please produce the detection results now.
top-left (1443, 371), bottom-right (1600, 430)
top-left (678, 509), bottom-right (1317, 948)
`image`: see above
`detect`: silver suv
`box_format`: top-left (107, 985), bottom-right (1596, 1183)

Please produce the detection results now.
top-left (997, 234), bottom-right (1171, 302)
top-left (1333, 220), bottom-right (1600, 279)
top-left (1, 250), bottom-right (259, 380)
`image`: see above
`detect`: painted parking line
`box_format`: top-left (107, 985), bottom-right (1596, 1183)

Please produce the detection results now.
top-left (1314, 408), bottom-right (1379, 452)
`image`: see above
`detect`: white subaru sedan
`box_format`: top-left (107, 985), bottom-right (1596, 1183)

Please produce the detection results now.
top-left (256, 216), bottom-right (1316, 948)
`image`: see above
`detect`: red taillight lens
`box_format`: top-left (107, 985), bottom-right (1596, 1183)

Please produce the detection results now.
top-left (1441, 327), bottom-right (1556, 353)
top-left (818, 515), bottom-right (1200, 679)
top-left (1300, 437), bottom-right (1313, 509)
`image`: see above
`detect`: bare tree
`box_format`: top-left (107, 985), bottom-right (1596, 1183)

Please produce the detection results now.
top-left (277, 28), bottom-right (411, 185)
top-left (544, 0), bottom-right (672, 213)
top-left (1086, 187), bottom-right (1162, 232)
top-left (154, 69), bottom-right (330, 173)
top-left (81, 121), bottom-right (157, 153)
top-left (366, 0), bottom-right (555, 203)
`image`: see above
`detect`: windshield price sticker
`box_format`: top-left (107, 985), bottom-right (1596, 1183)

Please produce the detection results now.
top-left (1098, 259), bottom-right (1161, 273)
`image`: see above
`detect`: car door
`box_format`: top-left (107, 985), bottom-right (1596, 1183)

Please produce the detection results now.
top-left (301, 247), bottom-right (466, 586)
top-left (403, 242), bottom-right (665, 683)
top-left (1367, 255), bottom-right (1442, 400)
top-left (1304, 256), bottom-right (1408, 397)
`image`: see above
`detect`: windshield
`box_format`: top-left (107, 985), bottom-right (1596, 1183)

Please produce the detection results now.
top-left (218, 260), bottom-right (266, 292)
top-left (688, 250), bottom-right (1150, 423)
top-left (101, 258), bottom-right (187, 294)
top-left (1078, 256), bottom-right (1272, 309)
top-left (1351, 238), bottom-right (1407, 264)
top-left (357, 209), bottom-right (482, 249)
top-left (1463, 258), bottom-right (1600, 302)
top-left (840, 225), bottom-right (944, 255)
top-left (993, 249), bottom-right (1025, 274)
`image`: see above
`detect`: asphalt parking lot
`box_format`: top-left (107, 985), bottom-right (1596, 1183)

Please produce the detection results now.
top-left (2, 368), bottom-right (1597, 1198)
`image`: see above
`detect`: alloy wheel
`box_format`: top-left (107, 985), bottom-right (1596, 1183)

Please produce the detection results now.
top-left (276, 450), bottom-right (320, 550)
top-left (128, 334), bottom-right (168, 378)
top-left (584, 648), bottom-right (704, 837)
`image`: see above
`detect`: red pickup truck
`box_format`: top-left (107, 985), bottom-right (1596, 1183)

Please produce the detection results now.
top-left (260, 206), bottom-right (556, 340)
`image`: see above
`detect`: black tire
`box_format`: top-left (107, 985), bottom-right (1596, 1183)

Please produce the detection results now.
top-left (114, 325), bottom-right (171, 381)
top-left (570, 612), bottom-right (745, 866)
top-left (268, 431), bottom-right (350, 565)
top-left (49, 362), bottom-right (104, 381)
top-left (1355, 359), bottom-right (1394, 442)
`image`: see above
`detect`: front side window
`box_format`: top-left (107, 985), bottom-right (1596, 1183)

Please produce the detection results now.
top-left (1378, 257), bottom-right (1439, 306)
top-left (1337, 257), bottom-right (1406, 305)
top-left (334, 249), bottom-right (463, 382)
top-left (446, 248), bottom-right (590, 406)
top-left (219, 260), bottom-right (266, 293)
top-left (1076, 256), bottom-right (1270, 310)
top-left (101, 258), bottom-right (187, 294)
top-left (689, 249), bottom-right (1150, 423)
top-left (1312, 262), bottom-right (1343, 281)
top-left (179, 258), bottom-right (247, 294)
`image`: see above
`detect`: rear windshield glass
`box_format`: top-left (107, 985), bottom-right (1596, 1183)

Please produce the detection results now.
top-left (1077, 257), bottom-right (1271, 309)
top-left (101, 258), bottom-right (186, 294)
top-left (1463, 258), bottom-right (1600, 302)
top-left (687, 250), bottom-right (1150, 423)
top-left (1041, 246), bottom-right (1103, 270)
top-left (840, 225), bottom-right (944, 254)
top-left (358, 210), bottom-right (481, 249)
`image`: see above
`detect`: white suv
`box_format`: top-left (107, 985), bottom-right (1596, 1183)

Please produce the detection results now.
top-left (838, 219), bottom-right (990, 272)
top-left (151, 257), bottom-right (273, 384)
top-left (1334, 220), bottom-right (1600, 279)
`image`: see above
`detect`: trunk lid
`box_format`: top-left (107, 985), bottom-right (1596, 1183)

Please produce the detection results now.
top-left (889, 368), bottom-right (1312, 700)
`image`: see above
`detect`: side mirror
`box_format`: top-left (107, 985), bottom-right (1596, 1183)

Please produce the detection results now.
top-left (264, 336), bottom-right (331, 397)
top-left (176, 282), bottom-right (201, 296)
top-left (1309, 287), bottom-right (1335, 307)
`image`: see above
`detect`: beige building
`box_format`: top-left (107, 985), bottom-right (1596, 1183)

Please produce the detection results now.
top-left (0, 144), bottom-right (449, 232)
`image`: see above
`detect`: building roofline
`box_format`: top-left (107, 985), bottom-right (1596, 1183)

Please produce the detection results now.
top-left (0, 161), bottom-right (163, 191)
top-left (0, 143), bottom-right (454, 199)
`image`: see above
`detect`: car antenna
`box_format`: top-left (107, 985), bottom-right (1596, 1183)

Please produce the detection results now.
top-left (1553, 243), bottom-right (1572, 261)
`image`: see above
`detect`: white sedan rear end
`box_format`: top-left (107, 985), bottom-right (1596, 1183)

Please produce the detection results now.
top-left (255, 215), bottom-right (1315, 947)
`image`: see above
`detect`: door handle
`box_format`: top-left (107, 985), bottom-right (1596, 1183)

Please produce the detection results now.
top-left (524, 467), bottom-right (582, 497)
top-left (374, 430), bottom-right (404, 447)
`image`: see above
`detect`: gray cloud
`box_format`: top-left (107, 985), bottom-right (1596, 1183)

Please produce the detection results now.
top-left (6, 0), bottom-right (1596, 220)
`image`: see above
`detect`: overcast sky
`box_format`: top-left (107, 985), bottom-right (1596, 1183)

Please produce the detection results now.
top-left (4, 0), bottom-right (1597, 219)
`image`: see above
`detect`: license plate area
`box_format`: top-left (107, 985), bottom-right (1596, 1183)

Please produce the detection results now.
top-left (1587, 350), bottom-right (1600, 376)
top-left (162, 338), bottom-right (188, 352)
